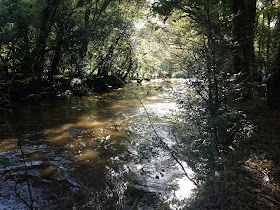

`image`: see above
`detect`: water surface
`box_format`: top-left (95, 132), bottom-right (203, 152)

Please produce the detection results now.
top-left (0, 79), bottom-right (195, 209)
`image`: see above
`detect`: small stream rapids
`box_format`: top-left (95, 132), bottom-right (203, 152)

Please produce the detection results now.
top-left (0, 79), bottom-right (195, 209)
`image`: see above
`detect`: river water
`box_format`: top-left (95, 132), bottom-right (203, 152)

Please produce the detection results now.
top-left (0, 79), bottom-right (195, 209)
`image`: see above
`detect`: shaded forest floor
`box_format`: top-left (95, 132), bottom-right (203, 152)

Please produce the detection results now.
top-left (237, 98), bottom-right (280, 208)
top-left (194, 98), bottom-right (280, 209)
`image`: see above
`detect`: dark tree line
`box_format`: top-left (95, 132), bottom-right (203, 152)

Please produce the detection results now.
top-left (0, 0), bottom-right (146, 101)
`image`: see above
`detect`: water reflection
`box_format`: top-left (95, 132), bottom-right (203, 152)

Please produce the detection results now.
top-left (0, 79), bottom-right (195, 209)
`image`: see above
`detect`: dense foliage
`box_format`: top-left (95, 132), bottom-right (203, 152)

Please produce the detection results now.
top-left (1, 0), bottom-right (280, 209)
top-left (148, 0), bottom-right (280, 208)
top-left (0, 0), bottom-right (147, 101)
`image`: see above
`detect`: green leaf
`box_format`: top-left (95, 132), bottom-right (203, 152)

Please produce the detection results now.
top-left (69, 129), bottom-right (79, 136)
top-left (0, 158), bottom-right (12, 168)
top-left (99, 142), bottom-right (105, 147)
top-left (15, 73), bottom-right (23, 77)
top-left (64, 172), bottom-right (70, 178)
top-left (114, 125), bottom-right (119, 132)
top-left (1, 62), bottom-right (11, 66)
top-left (5, 80), bottom-right (11, 85)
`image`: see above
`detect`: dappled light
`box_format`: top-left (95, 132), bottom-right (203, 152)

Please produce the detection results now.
top-left (0, 138), bottom-right (18, 152)
top-left (1, 0), bottom-right (280, 209)
top-left (0, 80), bottom-right (196, 208)
top-left (76, 148), bottom-right (100, 161)
top-left (40, 166), bottom-right (58, 179)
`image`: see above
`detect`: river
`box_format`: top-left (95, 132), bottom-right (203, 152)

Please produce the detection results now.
top-left (0, 79), bottom-right (195, 209)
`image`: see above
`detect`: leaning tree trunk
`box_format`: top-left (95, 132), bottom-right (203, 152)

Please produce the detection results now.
top-left (33, 0), bottom-right (61, 87)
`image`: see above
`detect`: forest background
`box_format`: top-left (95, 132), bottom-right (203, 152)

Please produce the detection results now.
top-left (1, 0), bottom-right (280, 209)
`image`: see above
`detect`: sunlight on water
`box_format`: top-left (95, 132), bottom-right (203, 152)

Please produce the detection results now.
top-left (77, 148), bottom-right (100, 161)
top-left (175, 176), bottom-right (195, 199)
top-left (0, 138), bottom-right (18, 152)
top-left (145, 102), bottom-right (179, 118)
top-left (40, 166), bottom-right (58, 178)
top-left (0, 79), bottom-right (195, 209)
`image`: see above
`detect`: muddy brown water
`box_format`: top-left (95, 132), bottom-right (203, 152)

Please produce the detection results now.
top-left (0, 79), bottom-right (195, 209)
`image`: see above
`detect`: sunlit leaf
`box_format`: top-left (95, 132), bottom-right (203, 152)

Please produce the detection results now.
top-left (229, 145), bottom-right (235, 151)
top-left (264, 164), bottom-right (271, 169)
top-left (263, 174), bottom-right (269, 182)
top-left (174, 64), bottom-right (183, 68)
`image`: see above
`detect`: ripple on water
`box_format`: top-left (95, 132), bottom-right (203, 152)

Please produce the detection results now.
top-left (0, 79), bottom-right (195, 209)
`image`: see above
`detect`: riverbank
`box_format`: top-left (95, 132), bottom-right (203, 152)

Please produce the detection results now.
top-left (239, 98), bottom-right (280, 208)
top-left (191, 98), bottom-right (280, 209)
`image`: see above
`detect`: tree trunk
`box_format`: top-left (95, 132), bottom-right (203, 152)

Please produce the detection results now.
top-left (266, 12), bottom-right (271, 72)
top-left (97, 36), bottom-right (121, 77)
top-left (232, 0), bottom-right (256, 81)
top-left (48, 23), bottom-right (64, 82)
top-left (76, 0), bottom-right (91, 75)
top-left (33, 0), bottom-right (61, 85)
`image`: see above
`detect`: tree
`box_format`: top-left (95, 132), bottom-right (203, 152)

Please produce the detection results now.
top-left (231, 0), bottom-right (257, 82)
top-left (0, 0), bottom-right (146, 97)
